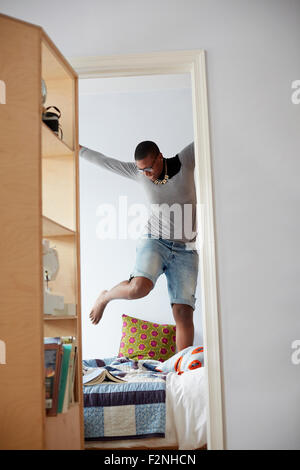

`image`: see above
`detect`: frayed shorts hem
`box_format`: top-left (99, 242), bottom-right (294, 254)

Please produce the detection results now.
top-left (170, 297), bottom-right (196, 310)
top-left (129, 270), bottom-right (157, 286)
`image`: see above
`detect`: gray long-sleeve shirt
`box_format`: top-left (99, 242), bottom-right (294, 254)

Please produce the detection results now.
top-left (79, 143), bottom-right (197, 244)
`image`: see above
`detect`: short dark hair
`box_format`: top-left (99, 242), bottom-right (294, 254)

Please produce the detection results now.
top-left (134, 141), bottom-right (160, 161)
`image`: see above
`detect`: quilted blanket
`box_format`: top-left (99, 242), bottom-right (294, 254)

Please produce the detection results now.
top-left (82, 356), bottom-right (167, 441)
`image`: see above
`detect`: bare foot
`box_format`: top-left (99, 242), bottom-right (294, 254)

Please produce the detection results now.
top-left (89, 290), bottom-right (108, 325)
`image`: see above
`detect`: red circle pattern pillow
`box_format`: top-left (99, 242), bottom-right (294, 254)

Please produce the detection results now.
top-left (118, 314), bottom-right (176, 362)
top-left (155, 345), bottom-right (204, 374)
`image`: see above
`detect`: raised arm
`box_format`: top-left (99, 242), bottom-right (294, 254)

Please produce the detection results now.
top-left (79, 145), bottom-right (138, 181)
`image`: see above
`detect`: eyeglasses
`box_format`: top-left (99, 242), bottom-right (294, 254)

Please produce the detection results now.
top-left (136, 153), bottom-right (159, 174)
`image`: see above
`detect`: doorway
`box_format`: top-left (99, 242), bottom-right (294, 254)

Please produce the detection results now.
top-left (72, 50), bottom-right (223, 450)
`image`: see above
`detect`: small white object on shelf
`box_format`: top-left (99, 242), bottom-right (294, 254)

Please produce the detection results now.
top-left (43, 239), bottom-right (75, 316)
top-left (52, 302), bottom-right (77, 317)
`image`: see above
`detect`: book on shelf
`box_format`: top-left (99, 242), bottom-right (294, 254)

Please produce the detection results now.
top-left (62, 337), bottom-right (77, 413)
top-left (73, 345), bottom-right (79, 403)
top-left (44, 342), bottom-right (63, 416)
top-left (44, 337), bottom-right (61, 344)
top-left (82, 367), bottom-right (126, 385)
top-left (57, 343), bottom-right (72, 413)
top-left (44, 336), bottom-right (78, 416)
top-left (69, 344), bottom-right (78, 405)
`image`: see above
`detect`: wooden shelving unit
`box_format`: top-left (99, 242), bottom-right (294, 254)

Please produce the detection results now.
top-left (0, 13), bottom-right (84, 450)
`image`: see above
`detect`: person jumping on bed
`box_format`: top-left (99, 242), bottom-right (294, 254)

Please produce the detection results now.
top-left (79, 141), bottom-right (198, 352)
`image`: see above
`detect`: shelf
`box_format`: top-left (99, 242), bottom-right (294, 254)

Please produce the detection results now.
top-left (42, 122), bottom-right (74, 158)
top-left (44, 315), bottom-right (77, 321)
top-left (43, 216), bottom-right (75, 238)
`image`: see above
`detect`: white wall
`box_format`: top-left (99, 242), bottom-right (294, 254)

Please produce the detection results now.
top-left (1, 0), bottom-right (300, 450)
top-left (78, 74), bottom-right (200, 359)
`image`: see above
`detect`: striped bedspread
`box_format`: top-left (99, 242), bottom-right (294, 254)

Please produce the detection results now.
top-left (83, 357), bottom-right (167, 441)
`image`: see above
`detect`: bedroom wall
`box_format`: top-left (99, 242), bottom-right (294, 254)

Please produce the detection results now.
top-left (1, 0), bottom-right (299, 450)
top-left (78, 74), bottom-right (200, 360)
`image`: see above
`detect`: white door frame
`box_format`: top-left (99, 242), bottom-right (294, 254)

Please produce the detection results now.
top-left (70, 50), bottom-right (224, 450)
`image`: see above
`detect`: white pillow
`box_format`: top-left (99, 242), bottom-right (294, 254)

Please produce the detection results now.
top-left (155, 345), bottom-right (204, 374)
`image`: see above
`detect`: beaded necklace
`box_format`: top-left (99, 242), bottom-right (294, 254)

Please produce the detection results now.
top-left (153, 159), bottom-right (169, 185)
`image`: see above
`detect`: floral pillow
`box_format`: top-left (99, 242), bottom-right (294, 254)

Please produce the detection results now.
top-left (155, 345), bottom-right (204, 374)
top-left (118, 314), bottom-right (176, 362)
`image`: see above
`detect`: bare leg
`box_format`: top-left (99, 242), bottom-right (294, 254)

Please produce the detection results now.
top-left (172, 303), bottom-right (194, 352)
top-left (89, 276), bottom-right (153, 325)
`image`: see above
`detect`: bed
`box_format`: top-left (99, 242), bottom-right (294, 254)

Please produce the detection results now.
top-left (82, 356), bottom-right (207, 450)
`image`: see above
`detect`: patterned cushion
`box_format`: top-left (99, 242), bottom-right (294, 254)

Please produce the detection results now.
top-left (155, 345), bottom-right (204, 374)
top-left (118, 314), bottom-right (176, 362)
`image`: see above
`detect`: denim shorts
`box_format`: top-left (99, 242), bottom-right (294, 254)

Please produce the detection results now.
top-left (129, 235), bottom-right (199, 309)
